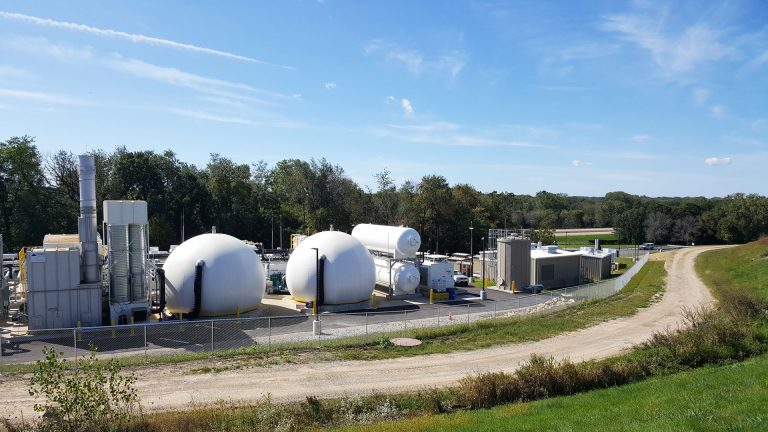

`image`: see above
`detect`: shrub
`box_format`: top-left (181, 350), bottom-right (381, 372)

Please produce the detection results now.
top-left (29, 347), bottom-right (138, 432)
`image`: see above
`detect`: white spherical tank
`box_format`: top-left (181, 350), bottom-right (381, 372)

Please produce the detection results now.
top-left (351, 224), bottom-right (421, 258)
top-left (373, 257), bottom-right (420, 295)
top-left (286, 231), bottom-right (375, 305)
top-left (164, 233), bottom-right (265, 316)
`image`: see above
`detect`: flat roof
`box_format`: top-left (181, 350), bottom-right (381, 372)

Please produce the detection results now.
top-left (530, 248), bottom-right (582, 259)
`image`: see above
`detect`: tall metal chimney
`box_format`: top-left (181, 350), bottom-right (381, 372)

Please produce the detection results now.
top-left (78, 155), bottom-right (100, 283)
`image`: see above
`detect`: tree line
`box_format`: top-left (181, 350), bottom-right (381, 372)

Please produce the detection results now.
top-left (1, 136), bottom-right (767, 252)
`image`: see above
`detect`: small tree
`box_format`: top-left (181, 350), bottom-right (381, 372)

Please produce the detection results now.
top-left (29, 347), bottom-right (138, 432)
top-left (531, 218), bottom-right (556, 245)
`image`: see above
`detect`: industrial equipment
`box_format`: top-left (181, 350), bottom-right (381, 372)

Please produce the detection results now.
top-left (286, 231), bottom-right (375, 305)
top-left (418, 259), bottom-right (454, 292)
top-left (351, 224), bottom-right (421, 259)
top-left (103, 200), bottom-right (150, 324)
top-left (373, 257), bottom-right (420, 295)
top-left (164, 233), bottom-right (265, 317)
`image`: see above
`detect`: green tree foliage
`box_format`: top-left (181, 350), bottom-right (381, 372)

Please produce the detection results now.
top-left (1, 136), bottom-right (766, 252)
top-left (29, 347), bottom-right (138, 432)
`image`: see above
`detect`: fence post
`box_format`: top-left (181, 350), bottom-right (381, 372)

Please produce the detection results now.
top-left (144, 325), bottom-right (148, 363)
top-left (210, 320), bottom-right (214, 353)
top-left (467, 304), bottom-right (470, 323)
top-left (436, 305), bottom-right (440, 327)
top-left (403, 310), bottom-right (407, 332)
top-left (494, 302), bottom-right (497, 318)
top-left (365, 313), bottom-right (368, 336)
top-left (268, 317), bottom-right (272, 351)
top-left (73, 328), bottom-right (77, 360)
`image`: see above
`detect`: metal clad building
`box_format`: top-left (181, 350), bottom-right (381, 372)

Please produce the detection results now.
top-left (496, 238), bottom-right (531, 291)
top-left (580, 251), bottom-right (613, 282)
top-left (530, 248), bottom-right (582, 289)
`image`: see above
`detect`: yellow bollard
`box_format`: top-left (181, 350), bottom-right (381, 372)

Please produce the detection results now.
top-left (76, 321), bottom-right (82, 341)
top-left (130, 317), bottom-right (135, 336)
top-left (511, 280), bottom-right (516, 292)
top-left (430, 289), bottom-right (434, 304)
top-left (111, 319), bottom-right (116, 338)
top-left (236, 305), bottom-right (241, 320)
top-left (179, 312), bottom-right (184, 332)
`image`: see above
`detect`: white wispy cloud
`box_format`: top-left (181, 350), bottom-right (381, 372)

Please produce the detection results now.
top-left (401, 98), bottom-right (414, 117)
top-left (692, 87), bottom-right (709, 105)
top-left (710, 104), bottom-right (725, 118)
top-left (386, 122), bottom-right (458, 132)
top-left (704, 156), bottom-right (731, 166)
top-left (369, 124), bottom-right (544, 148)
top-left (0, 87), bottom-right (81, 105)
top-left (601, 12), bottom-right (735, 78)
top-left (0, 65), bottom-right (32, 80)
top-left (324, 82), bottom-right (336, 90)
top-left (167, 108), bottom-right (306, 129)
top-left (632, 134), bottom-right (650, 143)
top-left (559, 42), bottom-right (620, 60)
top-left (571, 160), bottom-right (592, 167)
top-left (3, 36), bottom-right (94, 61)
top-left (0, 10), bottom-right (292, 68)
top-left (364, 39), bottom-right (466, 81)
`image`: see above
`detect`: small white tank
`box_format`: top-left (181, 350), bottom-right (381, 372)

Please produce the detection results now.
top-left (286, 231), bottom-right (375, 305)
top-left (373, 257), bottom-right (420, 295)
top-left (351, 224), bottom-right (421, 258)
top-left (164, 233), bottom-right (265, 316)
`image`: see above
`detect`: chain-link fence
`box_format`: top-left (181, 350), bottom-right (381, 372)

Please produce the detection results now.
top-left (1, 253), bottom-right (649, 365)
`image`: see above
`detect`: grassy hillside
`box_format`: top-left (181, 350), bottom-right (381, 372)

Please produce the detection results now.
top-left (336, 354), bottom-right (768, 432)
top-left (696, 237), bottom-right (768, 301)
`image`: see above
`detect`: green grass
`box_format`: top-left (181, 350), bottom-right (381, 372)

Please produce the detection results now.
top-left (696, 237), bottom-right (768, 302)
top-left (471, 279), bottom-right (495, 288)
top-left (334, 354), bottom-right (768, 432)
top-left (611, 256), bottom-right (636, 276)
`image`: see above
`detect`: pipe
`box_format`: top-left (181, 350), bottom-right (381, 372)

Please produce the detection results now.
top-left (317, 256), bottom-right (326, 306)
top-left (150, 268), bottom-right (166, 314)
top-left (189, 260), bottom-right (204, 319)
top-left (78, 155), bottom-right (100, 283)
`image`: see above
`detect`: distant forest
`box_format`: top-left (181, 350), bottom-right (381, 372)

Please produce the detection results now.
top-left (2, 135), bottom-right (767, 252)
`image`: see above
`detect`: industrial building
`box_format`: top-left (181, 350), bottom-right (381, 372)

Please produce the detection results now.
top-left (579, 248), bottom-right (613, 282)
top-left (496, 238), bottom-right (530, 292)
top-left (530, 246), bottom-right (582, 289)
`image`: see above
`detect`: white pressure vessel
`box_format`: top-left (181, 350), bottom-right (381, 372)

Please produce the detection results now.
top-left (164, 233), bottom-right (265, 316)
top-left (286, 231), bottom-right (375, 305)
top-left (351, 224), bottom-right (421, 258)
top-left (373, 257), bottom-right (420, 295)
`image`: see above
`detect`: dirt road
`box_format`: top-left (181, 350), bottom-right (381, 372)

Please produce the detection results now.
top-left (0, 246), bottom-right (725, 419)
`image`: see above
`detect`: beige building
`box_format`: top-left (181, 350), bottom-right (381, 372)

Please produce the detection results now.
top-left (530, 246), bottom-right (582, 289)
top-left (496, 238), bottom-right (530, 291)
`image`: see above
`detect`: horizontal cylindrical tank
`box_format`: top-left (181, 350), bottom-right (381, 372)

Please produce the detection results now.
top-left (373, 257), bottom-right (420, 295)
top-left (351, 224), bottom-right (421, 258)
top-left (286, 231), bottom-right (375, 305)
top-left (164, 233), bottom-right (265, 316)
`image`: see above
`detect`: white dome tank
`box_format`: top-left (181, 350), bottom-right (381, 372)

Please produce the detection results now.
top-left (373, 257), bottom-right (420, 295)
top-left (351, 224), bottom-right (421, 258)
top-left (286, 231), bottom-right (375, 305)
top-left (164, 233), bottom-right (265, 316)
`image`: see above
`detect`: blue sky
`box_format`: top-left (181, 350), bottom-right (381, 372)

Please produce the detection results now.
top-left (1, 1), bottom-right (766, 197)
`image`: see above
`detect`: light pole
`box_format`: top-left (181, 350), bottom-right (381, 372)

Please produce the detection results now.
top-left (480, 236), bottom-right (487, 300)
top-left (469, 226), bottom-right (474, 283)
top-left (310, 247), bottom-right (321, 336)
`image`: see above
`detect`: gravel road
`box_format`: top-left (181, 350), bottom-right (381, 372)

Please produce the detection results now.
top-left (0, 246), bottom-right (726, 419)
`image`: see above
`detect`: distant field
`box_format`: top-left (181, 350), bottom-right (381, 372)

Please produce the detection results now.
top-left (338, 354), bottom-right (768, 432)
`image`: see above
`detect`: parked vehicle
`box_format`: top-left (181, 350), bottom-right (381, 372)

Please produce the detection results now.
top-left (640, 243), bottom-right (656, 250)
top-left (452, 270), bottom-right (469, 287)
top-left (522, 284), bottom-right (544, 294)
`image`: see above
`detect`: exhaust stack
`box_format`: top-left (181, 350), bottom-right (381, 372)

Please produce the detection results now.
top-left (78, 155), bottom-right (100, 283)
